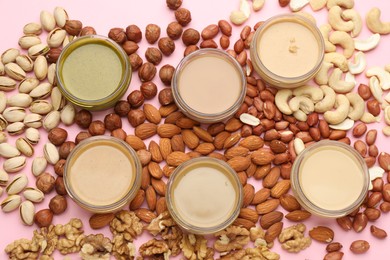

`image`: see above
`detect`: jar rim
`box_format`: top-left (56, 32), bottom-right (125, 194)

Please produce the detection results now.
top-left (291, 140), bottom-right (370, 218)
top-left (171, 48), bottom-right (247, 123)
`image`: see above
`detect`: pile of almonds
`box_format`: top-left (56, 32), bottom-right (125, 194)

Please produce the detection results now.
top-left (1, 0), bottom-right (390, 259)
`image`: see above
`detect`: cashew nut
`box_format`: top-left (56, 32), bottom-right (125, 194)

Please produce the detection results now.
top-left (289, 0), bottom-right (309, 12)
top-left (382, 99), bottom-right (390, 110)
top-left (360, 112), bottom-right (380, 124)
top-left (369, 76), bottom-right (383, 103)
top-left (293, 110), bottom-right (308, 122)
top-left (354, 33), bottom-right (380, 52)
top-left (309, 0), bottom-right (327, 11)
top-left (292, 85), bottom-right (324, 103)
top-left (366, 67), bottom-right (390, 90)
top-left (328, 68), bottom-right (355, 93)
top-left (275, 89), bottom-right (293, 115)
top-left (384, 106), bottom-right (390, 125)
top-left (315, 61), bottom-right (334, 85)
top-left (341, 9), bottom-right (362, 37)
top-left (345, 72), bottom-right (356, 86)
top-left (329, 118), bottom-right (354, 130)
top-left (230, 0), bottom-right (251, 25)
top-left (320, 24), bottom-right (337, 52)
top-left (346, 92), bottom-right (364, 120)
top-left (385, 92), bottom-right (390, 104)
top-left (296, 12), bottom-right (317, 25)
top-left (324, 94), bottom-right (350, 124)
top-left (328, 6), bottom-right (354, 32)
top-left (366, 7), bottom-right (390, 35)
top-left (383, 126), bottom-right (390, 136)
top-left (329, 31), bottom-right (355, 58)
top-left (326, 0), bottom-right (354, 9)
top-left (252, 0), bottom-right (265, 11)
top-left (324, 52), bottom-right (348, 72)
top-left (314, 85), bottom-right (336, 113)
top-left (386, 64), bottom-right (390, 73)
top-left (348, 51), bottom-right (366, 74)
top-left (289, 96), bottom-right (314, 114)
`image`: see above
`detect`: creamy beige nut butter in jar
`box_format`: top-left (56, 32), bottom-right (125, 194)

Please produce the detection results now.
top-left (172, 49), bottom-right (247, 123)
top-left (291, 140), bottom-right (369, 218)
top-left (250, 14), bottom-right (325, 88)
top-left (166, 157), bottom-right (243, 234)
top-left (64, 136), bottom-right (141, 213)
top-left (56, 35), bottom-right (131, 110)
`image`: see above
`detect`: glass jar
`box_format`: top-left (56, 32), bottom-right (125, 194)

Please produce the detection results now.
top-left (172, 49), bottom-right (246, 123)
top-left (250, 14), bottom-right (324, 88)
top-left (64, 136), bottom-right (141, 213)
top-left (291, 140), bottom-right (369, 218)
top-left (56, 35), bottom-right (131, 110)
top-left (166, 157), bottom-right (243, 234)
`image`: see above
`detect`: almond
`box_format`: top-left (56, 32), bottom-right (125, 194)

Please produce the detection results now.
top-left (146, 185), bottom-right (157, 211)
top-left (254, 164), bottom-right (271, 180)
top-left (134, 208), bottom-right (157, 223)
top-left (251, 150), bottom-right (275, 165)
top-left (176, 117), bottom-right (198, 129)
top-left (89, 213), bottom-right (115, 229)
top-left (125, 135), bottom-right (146, 150)
top-left (207, 122), bottom-right (225, 136)
top-left (223, 132), bottom-right (241, 149)
top-left (159, 104), bottom-right (178, 117)
top-left (149, 141), bottom-right (163, 163)
top-left (182, 130), bottom-right (200, 149)
top-left (378, 152), bottom-right (390, 171)
top-left (164, 110), bottom-right (183, 123)
top-left (285, 210), bottom-right (311, 222)
top-left (243, 184), bottom-right (255, 207)
top-left (227, 156), bottom-right (251, 172)
top-left (141, 167), bottom-right (151, 190)
top-left (256, 199), bottom-right (280, 215)
top-left (193, 126), bottom-right (213, 142)
top-left (194, 142), bottom-right (215, 155)
top-left (225, 118), bottom-right (243, 132)
top-left (166, 151), bottom-right (190, 166)
top-left (171, 135), bottom-right (185, 152)
top-left (224, 146), bottom-right (249, 160)
top-left (239, 208), bottom-right (259, 223)
top-left (270, 180), bottom-right (290, 198)
top-left (350, 240), bottom-right (370, 254)
top-left (262, 167), bottom-right (280, 188)
top-left (157, 124), bottom-right (181, 138)
top-left (213, 131), bottom-right (231, 150)
top-left (233, 217), bottom-right (255, 230)
top-left (151, 178), bottom-right (166, 196)
top-left (237, 171), bottom-right (247, 185)
top-left (129, 189), bottom-right (145, 210)
top-left (260, 211), bottom-right (283, 229)
top-left (279, 194), bottom-right (301, 212)
top-left (251, 188), bottom-right (271, 205)
top-left (156, 197), bottom-right (167, 215)
top-left (148, 162), bottom-right (163, 179)
top-left (135, 123), bottom-right (157, 140)
top-left (265, 222), bottom-right (283, 243)
top-left (159, 138), bottom-right (172, 160)
top-left (370, 225), bottom-right (387, 239)
top-left (239, 135), bottom-right (264, 150)
top-left (309, 226), bottom-right (334, 243)
top-left (143, 104), bottom-right (161, 124)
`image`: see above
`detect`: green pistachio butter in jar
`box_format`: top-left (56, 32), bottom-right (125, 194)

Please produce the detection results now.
top-left (56, 35), bottom-right (131, 110)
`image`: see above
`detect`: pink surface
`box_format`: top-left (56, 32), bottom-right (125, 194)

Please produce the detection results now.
top-left (1, 0), bottom-right (390, 259)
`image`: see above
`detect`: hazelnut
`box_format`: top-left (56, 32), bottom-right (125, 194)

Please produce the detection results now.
top-left (80, 26), bottom-right (96, 36)
top-left (184, 45), bottom-right (199, 56)
top-left (54, 159), bottom-right (66, 176)
top-left (127, 109), bottom-right (146, 127)
top-left (175, 8), bottom-right (192, 26)
top-left (145, 24), bottom-right (161, 44)
top-left (75, 109), bottom-right (93, 129)
top-left (138, 62), bottom-right (157, 82)
top-left (145, 47), bottom-right (162, 65)
top-left (166, 0), bottom-right (182, 10)
top-left (127, 90), bottom-right (145, 108)
top-left (158, 37), bottom-right (175, 56)
top-left (167, 22), bottom-right (183, 40)
top-left (34, 209), bottom-right (54, 228)
top-left (88, 120), bottom-right (106, 136)
top-left (46, 48), bottom-right (62, 63)
top-left (158, 88), bottom-right (174, 105)
top-left (129, 53), bottom-right (143, 71)
top-left (36, 172), bottom-right (55, 194)
top-left (182, 28), bottom-right (200, 46)
top-left (122, 41), bottom-right (139, 55)
top-left (159, 64), bottom-right (175, 85)
top-left (126, 24), bottom-right (142, 43)
top-left (59, 141), bottom-right (76, 159)
top-left (49, 195), bottom-right (67, 214)
top-left (108, 27), bottom-right (127, 44)
top-left (48, 127), bottom-right (68, 146)
top-left (114, 100), bottom-right (131, 117)
top-left (104, 113), bottom-right (122, 131)
top-left (111, 128), bottom-right (127, 140)
top-left (75, 131), bottom-right (92, 144)
top-left (140, 82), bottom-right (158, 99)
top-left (64, 20), bottom-right (82, 36)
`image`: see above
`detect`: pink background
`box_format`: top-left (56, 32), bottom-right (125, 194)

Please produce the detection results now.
top-left (1, 0), bottom-right (390, 259)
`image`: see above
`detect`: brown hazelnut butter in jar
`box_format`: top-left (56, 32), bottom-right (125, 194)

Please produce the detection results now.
top-left (250, 14), bottom-right (324, 88)
top-left (166, 157), bottom-right (243, 234)
top-left (56, 35), bottom-right (131, 110)
top-left (291, 141), bottom-right (369, 218)
top-left (64, 136), bottom-right (141, 213)
top-left (172, 49), bottom-right (246, 123)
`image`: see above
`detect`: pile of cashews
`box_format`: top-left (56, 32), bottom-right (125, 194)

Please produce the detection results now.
top-left (230, 0), bottom-right (390, 134)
